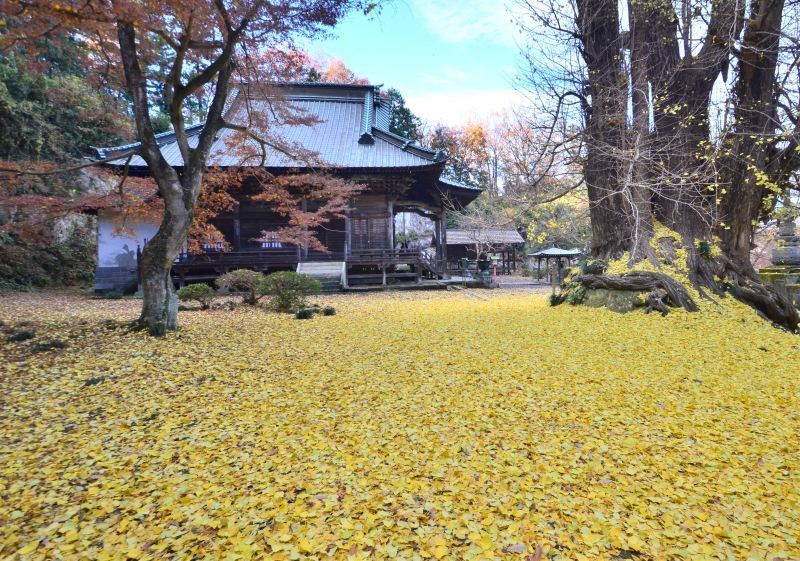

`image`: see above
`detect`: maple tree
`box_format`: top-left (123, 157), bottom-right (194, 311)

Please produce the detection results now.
top-left (0, 0), bottom-right (376, 335)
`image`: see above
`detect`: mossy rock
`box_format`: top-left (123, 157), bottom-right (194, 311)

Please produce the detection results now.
top-left (582, 289), bottom-right (646, 314)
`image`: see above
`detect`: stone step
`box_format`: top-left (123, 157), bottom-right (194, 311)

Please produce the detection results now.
top-left (319, 279), bottom-right (342, 294)
top-left (297, 261), bottom-right (345, 278)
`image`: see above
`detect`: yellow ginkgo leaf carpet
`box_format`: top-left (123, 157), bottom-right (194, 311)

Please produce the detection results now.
top-left (1, 290), bottom-right (798, 560)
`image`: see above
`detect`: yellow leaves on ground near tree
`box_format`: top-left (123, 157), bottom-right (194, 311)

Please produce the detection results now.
top-left (1, 290), bottom-right (799, 560)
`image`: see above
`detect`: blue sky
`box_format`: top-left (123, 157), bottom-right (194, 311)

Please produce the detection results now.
top-left (308, 0), bottom-right (527, 126)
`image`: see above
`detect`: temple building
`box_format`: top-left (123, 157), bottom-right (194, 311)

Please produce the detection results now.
top-left (92, 83), bottom-right (481, 293)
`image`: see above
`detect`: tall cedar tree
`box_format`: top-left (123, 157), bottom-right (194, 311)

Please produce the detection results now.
top-left (385, 87), bottom-right (422, 141)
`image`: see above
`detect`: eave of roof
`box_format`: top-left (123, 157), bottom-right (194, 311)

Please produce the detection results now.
top-left (528, 247), bottom-right (584, 257)
top-left (438, 176), bottom-right (482, 191)
top-left (445, 228), bottom-right (525, 245)
top-left (91, 124), bottom-right (204, 160)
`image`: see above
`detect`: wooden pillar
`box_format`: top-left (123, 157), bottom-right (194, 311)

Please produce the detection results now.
top-left (301, 198), bottom-right (308, 261)
top-left (387, 200), bottom-right (394, 249)
top-left (233, 219), bottom-right (241, 251)
top-left (344, 210), bottom-right (352, 258)
top-left (233, 203), bottom-right (241, 251)
top-left (440, 211), bottom-right (448, 278)
top-left (434, 216), bottom-right (442, 275)
top-left (136, 244), bottom-right (142, 288)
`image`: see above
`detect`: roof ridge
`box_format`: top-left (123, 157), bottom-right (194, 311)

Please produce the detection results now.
top-left (372, 128), bottom-right (443, 162)
top-left (272, 81), bottom-right (382, 89)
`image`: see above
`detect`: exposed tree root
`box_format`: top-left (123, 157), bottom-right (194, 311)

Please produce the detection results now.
top-left (733, 282), bottom-right (798, 332)
top-left (573, 271), bottom-right (699, 312)
top-left (717, 255), bottom-right (799, 332)
top-left (645, 288), bottom-right (670, 316)
top-left (566, 254), bottom-right (799, 332)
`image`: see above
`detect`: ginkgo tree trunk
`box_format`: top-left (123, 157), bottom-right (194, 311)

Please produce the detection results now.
top-left (522, 0), bottom-right (800, 330)
top-left (5, 0), bottom-right (375, 335)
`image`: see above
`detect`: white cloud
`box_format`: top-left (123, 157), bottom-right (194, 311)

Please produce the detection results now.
top-left (405, 88), bottom-right (527, 127)
top-left (409, 0), bottom-right (523, 48)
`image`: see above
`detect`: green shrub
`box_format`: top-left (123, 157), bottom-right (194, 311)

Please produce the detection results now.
top-left (102, 291), bottom-right (124, 300)
top-left (216, 269), bottom-right (265, 305)
top-left (32, 339), bottom-right (67, 352)
top-left (122, 279), bottom-right (139, 295)
top-left (549, 293), bottom-right (561, 307)
top-left (322, 306), bottom-right (337, 316)
top-left (295, 308), bottom-right (316, 320)
top-left (260, 271), bottom-right (322, 312)
top-left (8, 329), bottom-right (35, 342)
top-left (581, 259), bottom-right (607, 275)
top-left (0, 279), bottom-right (33, 294)
top-left (565, 284), bottom-right (587, 305)
top-left (178, 283), bottom-right (215, 310)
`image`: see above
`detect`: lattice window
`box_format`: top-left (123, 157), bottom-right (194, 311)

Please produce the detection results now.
top-left (351, 216), bottom-right (389, 250)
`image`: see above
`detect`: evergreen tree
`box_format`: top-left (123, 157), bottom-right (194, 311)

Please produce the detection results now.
top-left (305, 67), bottom-right (322, 82)
top-left (0, 33), bottom-right (131, 164)
top-left (385, 87), bottom-right (422, 141)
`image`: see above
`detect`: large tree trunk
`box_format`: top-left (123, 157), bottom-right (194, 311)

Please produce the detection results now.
top-left (718, 0), bottom-right (786, 269)
top-left (137, 197), bottom-right (193, 335)
top-left (117, 21), bottom-right (232, 335)
top-left (577, 0), bottom-right (631, 260)
top-left (572, 0), bottom-right (799, 331)
top-left (136, 171), bottom-right (206, 335)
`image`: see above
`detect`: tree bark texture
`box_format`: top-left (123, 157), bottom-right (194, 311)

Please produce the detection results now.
top-left (573, 0), bottom-right (798, 331)
top-left (577, 0), bottom-right (631, 259)
top-left (718, 0), bottom-right (786, 268)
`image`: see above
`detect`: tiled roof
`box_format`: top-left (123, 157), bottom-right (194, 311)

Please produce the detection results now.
top-left (446, 228), bottom-right (525, 245)
top-left (438, 176), bottom-right (482, 191)
top-left (95, 83), bottom-right (444, 170)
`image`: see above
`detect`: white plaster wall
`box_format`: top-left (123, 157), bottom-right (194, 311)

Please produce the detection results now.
top-left (97, 211), bottom-right (159, 268)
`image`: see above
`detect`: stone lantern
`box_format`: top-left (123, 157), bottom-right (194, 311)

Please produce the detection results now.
top-left (772, 220), bottom-right (800, 265)
top-left (759, 220), bottom-right (800, 307)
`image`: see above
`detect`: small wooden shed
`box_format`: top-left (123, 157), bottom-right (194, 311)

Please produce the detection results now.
top-left (435, 228), bottom-right (525, 275)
